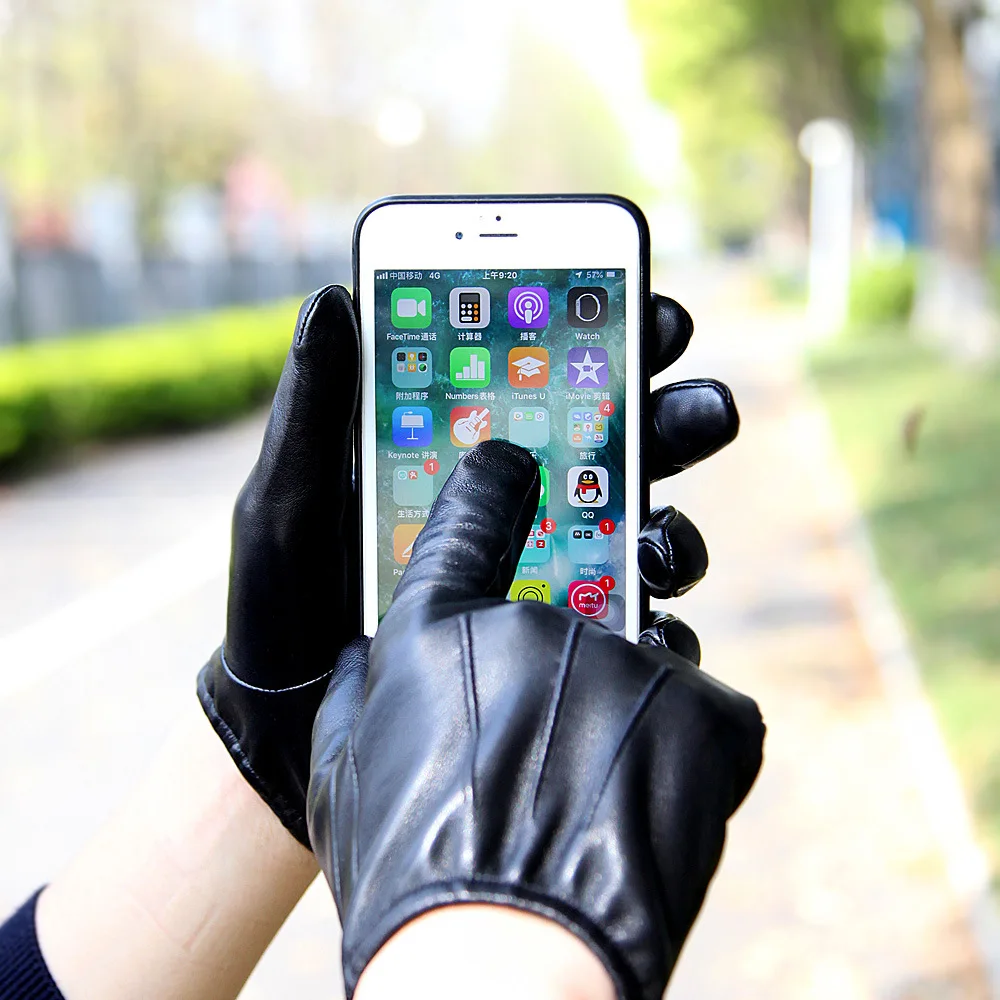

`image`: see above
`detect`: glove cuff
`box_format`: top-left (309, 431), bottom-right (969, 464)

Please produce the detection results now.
top-left (341, 880), bottom-right (646, 1000)
top-left (197, 647), bottom-right (334, 848)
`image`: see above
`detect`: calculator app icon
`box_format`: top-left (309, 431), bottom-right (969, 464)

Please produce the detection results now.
top-left (449, 287), bottom-right (491, 329)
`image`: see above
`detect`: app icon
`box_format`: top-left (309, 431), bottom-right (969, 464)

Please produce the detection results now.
top-left (537, 467), bottom-right (549, 508)
top-left (518, 525), bottom-right (551, 565)
top-left (567, 525), bottom-right (610, 564)
top-left (568, 580), bottom-right (609, 619)
top-left (567, 287), bottom-right (609, 328)
top-left (392, 465), bottom-right (434, 506)
top-left (508, 286), bottom-right (550, 329)
top-left (566, 347), bottom-right (609, 388)
top-left (509, 580), bottom-right (552, 603)
top-left (508, 407), bottom-right (550, 449)
top-left (507, 346), bottom-right (549, 386)
top-left (391, 287), bottom-right (432, 329)
top-left (567, 408), bottom-right (609, 448)
top-left (393, 523), bottom-right (424, 564)
top-left (391, 347), bottom-right (433, 389)
top-left (567, 466), bottom-right (609, 507)
top-left (449, 347), bottom-right (491, 387)
top-left (450, 406), bottom-right (491, 447)
top-left (392, 406), bottom-right (433, 448)
top-left (449, 287), bottom-right (491, 329)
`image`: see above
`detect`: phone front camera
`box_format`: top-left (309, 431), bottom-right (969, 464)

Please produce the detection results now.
top-left (455, 231), bottom-right (463, 240)
top-left (495, 215), bottom-right (501, 221)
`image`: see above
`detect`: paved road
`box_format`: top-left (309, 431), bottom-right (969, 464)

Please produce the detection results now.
top-left (0, 277), bottom-right (991, 998)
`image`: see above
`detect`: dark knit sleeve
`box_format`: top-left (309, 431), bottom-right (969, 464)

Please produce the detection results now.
top-left (0, 890), bottom-right (65, 1000)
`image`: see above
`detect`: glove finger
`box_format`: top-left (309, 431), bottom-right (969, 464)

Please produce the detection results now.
top-left (307, 635), bottom-right (371, 856)
top-left (639, 613), bottom-right (702, 665)
top-left (309, 635), bottom-right (371, 776)
top-left (646, 379), bottom-right (739, 482)
top-left (637, 505), bottom-right (708, 599)
top-left (227, 286), bottom-right (361, 683)
top-left (247, 285), bottom-right (359, 501)
top-left (387, 440), bottom-right (540, 617)
top-left (648, 293), bottom-right (694, 377)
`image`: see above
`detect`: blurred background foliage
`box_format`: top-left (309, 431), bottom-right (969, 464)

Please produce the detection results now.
top-left (630, 0), bottom-right (889, 244)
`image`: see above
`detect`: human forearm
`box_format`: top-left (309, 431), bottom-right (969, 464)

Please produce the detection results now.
top-left (35, 703), bottom-right (318, 1000)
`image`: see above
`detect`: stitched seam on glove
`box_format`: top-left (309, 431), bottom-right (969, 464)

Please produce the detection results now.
top-left (581, 661), bottom-right (676, 832)
top-left (530, 619), bottom-right (582, 819)
top-left (458, 612), bottom-right (480, 809)
top-left (219, 645), bottom-right (336, 695)
top-left (347, 734), bottom-right (361, 888)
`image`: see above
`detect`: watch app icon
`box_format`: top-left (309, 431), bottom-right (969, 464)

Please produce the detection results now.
top-left (567, 287), bottom-right (608, 328)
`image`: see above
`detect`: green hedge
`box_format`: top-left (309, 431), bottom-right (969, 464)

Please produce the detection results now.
top-left (0, 301), bottom-right (300, 469)
top-left (848, 255), bottom-right (917, 328)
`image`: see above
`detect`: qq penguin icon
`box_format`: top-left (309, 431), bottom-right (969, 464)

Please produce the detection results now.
top-left (568, 466), bottom-right (608, 507)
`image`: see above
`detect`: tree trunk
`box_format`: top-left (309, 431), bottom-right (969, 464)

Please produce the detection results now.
top-left (912, 0), bottom-right (997, 360)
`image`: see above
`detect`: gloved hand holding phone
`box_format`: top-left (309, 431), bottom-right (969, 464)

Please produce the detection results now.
top-left (197, 284), bottom-right (740, 847)
top-left (308, 440), bottom-right (765, 1000)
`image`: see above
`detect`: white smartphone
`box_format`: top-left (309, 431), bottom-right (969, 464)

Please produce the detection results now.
top-left (354, 195), bottom-right (649, 640)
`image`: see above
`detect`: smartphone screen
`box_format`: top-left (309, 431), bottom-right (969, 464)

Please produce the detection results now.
top-left (372, 267), bottom-right (629, 632)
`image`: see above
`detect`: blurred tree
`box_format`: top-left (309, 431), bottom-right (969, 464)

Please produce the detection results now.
top-left (0, 0), bottom-right (259, 242)
top-left (909, 0), bottom-right (997, 357)
top-left (460, 32), bottom-right (643, 198)
top-left (629, 0), bottom-right (888, 245)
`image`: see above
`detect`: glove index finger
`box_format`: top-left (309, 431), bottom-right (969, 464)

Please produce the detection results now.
top-left (386, 440), bottom-right (540, 619)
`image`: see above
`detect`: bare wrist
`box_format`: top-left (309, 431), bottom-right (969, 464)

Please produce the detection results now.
top-left (355, 905), bottom-right (616, 1000)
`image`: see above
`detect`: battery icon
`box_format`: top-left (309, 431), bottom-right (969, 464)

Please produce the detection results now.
top-left (606, 270), bottom-right (616, 277)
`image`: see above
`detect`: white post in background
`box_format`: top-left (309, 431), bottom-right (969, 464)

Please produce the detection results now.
top-left (0, 190), bottom-right (14, 344)
top-left (798, 119), bottom-right (855, 338)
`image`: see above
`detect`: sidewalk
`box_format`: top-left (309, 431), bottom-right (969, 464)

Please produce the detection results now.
top-left (656, 272), bottom-right (990, 998)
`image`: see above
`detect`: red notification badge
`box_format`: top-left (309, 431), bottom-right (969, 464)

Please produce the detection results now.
top-left (599, 400), bottom-right (615, 416)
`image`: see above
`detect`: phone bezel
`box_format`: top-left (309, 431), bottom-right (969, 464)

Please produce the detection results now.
top-left (354, 195), bottom-right (649, 640)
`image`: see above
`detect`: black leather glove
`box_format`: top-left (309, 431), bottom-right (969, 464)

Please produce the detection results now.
top-left (197, 286), bottom-right (361, 846)
top-left (308, 440), bottom-right (765, 1000)
top-left (199, 285), bottom-right (736, 847)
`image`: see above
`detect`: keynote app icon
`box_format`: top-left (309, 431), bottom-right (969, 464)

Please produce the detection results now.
top-left (508, 287), bottom-right (550, 329)
top-left (392, 406), bottom-right (433, 448)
